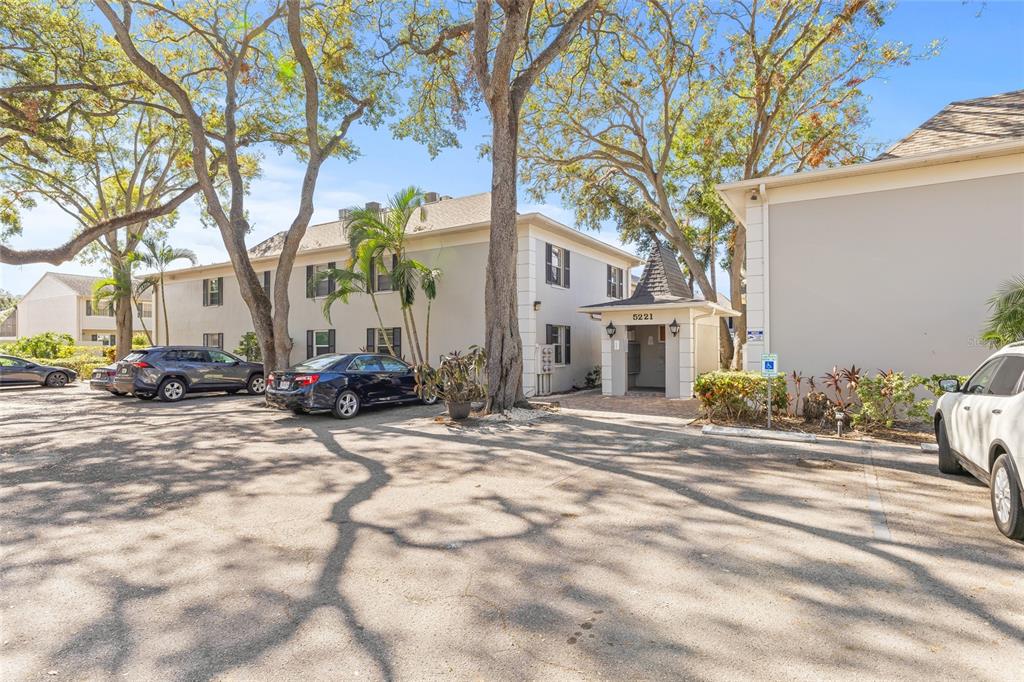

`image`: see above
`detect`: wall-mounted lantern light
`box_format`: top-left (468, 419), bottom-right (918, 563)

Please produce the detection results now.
top-left (605, 321), bottom-right (617, 338)
top-left (533, 300), bottom-right (541, 311)
top-left (669, 318), bottom-right (680, 337)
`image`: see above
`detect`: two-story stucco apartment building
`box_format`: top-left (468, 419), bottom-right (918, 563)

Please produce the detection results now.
top-left (159, 192), bottom-right (641, 396)
top-left (716, 90), bottom-right (1024, 378)
top-left (10, 272), bottom-right (153, 346)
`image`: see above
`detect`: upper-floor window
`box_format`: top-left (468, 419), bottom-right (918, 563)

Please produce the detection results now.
top-left (369, 255), bottom-right (398, 293)
top-left (545, 244), bottom-right (570, 288)
top-left (306, 263), bottom-right (336, 299)
top-left (137, 301), bottom-right (153, 318)
top-left (202, 277), bottom-right (224, 306)
top-left (262, 270), bottom-right (271, 295)
top-left (607, 265), bottom-right (624, 299)
top-left (85, 299), bottom-right (114, 316)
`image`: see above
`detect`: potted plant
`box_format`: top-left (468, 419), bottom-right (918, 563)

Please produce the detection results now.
top-left (415, 346), bottom-right (486, 420)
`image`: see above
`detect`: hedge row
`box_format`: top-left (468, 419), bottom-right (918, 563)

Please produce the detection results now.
top-left (26, 355), bottom-right (106, 379)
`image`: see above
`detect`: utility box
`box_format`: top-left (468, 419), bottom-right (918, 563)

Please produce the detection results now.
top-left (535, 344), bottom-right (555, 395)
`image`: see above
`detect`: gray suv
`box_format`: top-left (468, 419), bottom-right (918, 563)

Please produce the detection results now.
top-left (113, 346), bottom-right (265, 402)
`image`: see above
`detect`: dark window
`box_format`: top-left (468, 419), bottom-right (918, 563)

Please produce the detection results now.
top-left (305, 329), bottom-right (336, 358)
top-left (379, 356), bottom-right (409, 372)
top-left (166, 349), bottom-right (208, 362)
top-left (545, 243), bottom-right (570, 288)
top-left (306, 263), bottom-right (336, 299)
top-left (546, 324), bottom-right (571, 365)
top-left (349, 355), bottom-right (385, 372)
top-left (607, 265), bottom-right (624, 299)
top-left (203, 277), bottom-right (224, 306)
top-left (964, 359), bottom-right (1003, 395)
top-left (365, 327), bottom-right (402, 359)
top-left (369, 255), bottom-right (398, 293)
top-left (988, 356), bottom-right (1024, 396)
top-left (208, 350), bottom-right (236, 364)
top-left (86, 300), bottom-right (113, 316)
top-left (262, 270), bottom-right (271, 294)
top-left (203, 333), bottom-right (224, 349)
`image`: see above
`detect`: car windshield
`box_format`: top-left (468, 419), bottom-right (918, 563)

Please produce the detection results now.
top-left (291, 355), bottom-right (342, 372)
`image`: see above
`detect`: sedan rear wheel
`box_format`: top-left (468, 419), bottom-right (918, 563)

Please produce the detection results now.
top-left (135, 392), bottom-right (156, 401)
top-left (44, 371), bottom-right (69, 388)
top-left (991, 455), bottom-right (1024, 540)
top-left (246, 374), bottom-right (266, 395)
top-left (332, 390), bottom-right (361, 419)
top-left (158, 378), bottom-right (187, 402)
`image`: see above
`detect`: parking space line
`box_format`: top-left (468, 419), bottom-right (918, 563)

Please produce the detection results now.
top-left (862, 444), bottom-right (893, 541)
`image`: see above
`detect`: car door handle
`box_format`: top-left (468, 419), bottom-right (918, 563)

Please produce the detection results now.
top-left (992, 409), bottom-right (1002, 415)
top-left (962, 405), bottom-right (970, 411)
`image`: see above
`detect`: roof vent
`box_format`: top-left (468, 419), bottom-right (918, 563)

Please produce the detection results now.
top-left (365, 201), bottom-right (381, 213)
top-left (423, 191), bottom-right (439, 203)
top-left (338, 208), bottom-right (352, 221)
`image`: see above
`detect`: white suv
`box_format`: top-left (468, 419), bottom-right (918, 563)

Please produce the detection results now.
top-left (935, 343), bottom-right (1024, 540)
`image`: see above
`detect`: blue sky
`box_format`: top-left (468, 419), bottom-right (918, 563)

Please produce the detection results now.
top-left (2, 0), bottom-right (1022, 295)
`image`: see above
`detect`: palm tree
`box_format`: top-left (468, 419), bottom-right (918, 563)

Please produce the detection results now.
top-left (981, 276), bottom-right (1024, 347)
top-left (314, 262), bottom-right (396, 356)
top-left (93, 255), bottom-right (142, 360)
top-left (137, 236), bottom-right (197, 345)
top-left (330, 186), bottom-right (441, 365)
top-left (420, 268), bottom-right (441, 365)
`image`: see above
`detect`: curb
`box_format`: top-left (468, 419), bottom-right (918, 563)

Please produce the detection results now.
top-left (701, 424), bottom-right (817, 443)
top-left (919, 443), bottom-right (938, 453)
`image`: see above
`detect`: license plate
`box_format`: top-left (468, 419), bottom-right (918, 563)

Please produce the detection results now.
top-left (278, 381), bottom-right (291, 390)
top-left (119, 368), bottom-right (129, 375)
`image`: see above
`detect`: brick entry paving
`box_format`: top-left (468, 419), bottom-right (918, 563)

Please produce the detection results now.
top-left (544, 388), bottom-right (701, 420)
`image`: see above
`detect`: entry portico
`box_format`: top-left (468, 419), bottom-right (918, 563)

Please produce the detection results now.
top-left (579, 243), bottom-right (737, 399)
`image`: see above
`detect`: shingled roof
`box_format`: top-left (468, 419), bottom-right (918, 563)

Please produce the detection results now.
top-left (582, 241), bottom-right (697, 309)
top-left (878, 90), bottom-right (1024, 160)
top-left (248, 192), bottom-right (494, 258)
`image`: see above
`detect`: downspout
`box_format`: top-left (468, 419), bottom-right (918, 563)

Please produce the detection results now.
top-left (760, 183), bottom-right (771, 354)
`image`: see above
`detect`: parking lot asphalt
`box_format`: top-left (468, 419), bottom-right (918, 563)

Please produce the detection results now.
top-left (1, 383), bottom-right (1022, 681)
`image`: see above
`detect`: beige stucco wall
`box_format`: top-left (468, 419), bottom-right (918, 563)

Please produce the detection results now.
top-left (529, 226), bottom-right (634, 393)
top-left (161, 219), bottom-right (639, 396)
top-left (16, 276), bottom-right (79, 339)
top-left (763, 171), bottom-right (1024, 378)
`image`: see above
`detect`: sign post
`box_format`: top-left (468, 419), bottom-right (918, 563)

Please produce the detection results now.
top-left (760, 353), bottom-right (779, 429)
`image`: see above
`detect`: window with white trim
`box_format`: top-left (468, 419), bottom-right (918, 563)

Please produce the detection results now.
top-left (607, 265), bottom-right (624, 299)
top-left (546, 324), bottom-right (571, 365)
top-left (203, 332), bottom-right (224, 349)
top-left (203, 278), bottom-right (223, 306)
top-left (545, 244), bottom-right (570, 288)
top-left (365, 327), bottom-right (402, 359)
top-left (306, 329), bottom-right (335, 358)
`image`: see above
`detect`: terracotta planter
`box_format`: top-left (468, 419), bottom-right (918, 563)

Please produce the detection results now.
top-left (446, 400), bottom-right (472, 420)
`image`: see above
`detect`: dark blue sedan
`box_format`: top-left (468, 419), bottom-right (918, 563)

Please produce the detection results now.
top-left (265, 353), bottom-right (436, 419)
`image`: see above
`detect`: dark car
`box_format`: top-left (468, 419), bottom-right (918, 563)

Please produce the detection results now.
top-left (89, 364), bottom-right (128, 396)
top-left (265, 353), bottom-right (436, 419)
top-left (112, 346), bottom-right (265, 402)
top-left (0, 354), bottom-right (77, 387)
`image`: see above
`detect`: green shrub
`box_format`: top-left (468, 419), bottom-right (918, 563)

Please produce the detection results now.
top-left (27, 355), bottom-right (104, 378)
top-left (235, 331), bottom-right (262, 362)
top-left (852, 370), bottom-right (931, 430)
top-left (0, 332), bottom-right (75, 359)
top-left (583, 365), bottom-right (601, 389)
top-left (694, 371), bottom-right (787, 421)
top-left (914, 373), bottom-right (970, 399)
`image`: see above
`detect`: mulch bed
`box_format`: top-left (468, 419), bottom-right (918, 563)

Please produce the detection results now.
top-left (693, 414), bottom-right (934, 446)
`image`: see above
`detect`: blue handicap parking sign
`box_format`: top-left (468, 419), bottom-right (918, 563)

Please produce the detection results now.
top-left (761, 354), bottom-right (779, 377)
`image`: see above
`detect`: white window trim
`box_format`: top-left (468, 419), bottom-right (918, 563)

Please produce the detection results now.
top-left (548, 244), bottom-right (569, 289)
top-left (312, 329), bottom-right (333, 356)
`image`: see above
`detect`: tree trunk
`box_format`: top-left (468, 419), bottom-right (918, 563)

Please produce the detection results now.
top-left (405, 304), bottom-right (425, 366)
top-left (425, 300), bottom-right (432, 367)
top-left (719, 318), bottom-right (734, 369)
top-left (730, 224), bottom-right (747, 369)
top-left (484, 107), bottom-right (526, 412)
top-left (114, 298), bottom-right (133, 362)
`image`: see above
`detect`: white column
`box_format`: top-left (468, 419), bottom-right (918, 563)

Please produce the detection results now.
top-left (744, 195), bottom-right (766, 371)
top-left (665, 330), bottom-right (681, 398)
top-left (678, 312), bottom-right (695, 398)
top-left (517, 231), bottom-right (538, 396)
top-left (602, 330), bottom-right (627, 396)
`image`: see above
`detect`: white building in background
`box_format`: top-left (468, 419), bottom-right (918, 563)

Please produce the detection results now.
top-left (10, 272), bottom-right (154, 346)
top-left (159, 192), bottom-right (641, 395)
top-left (716, 90), bottom-right (1024, 378)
